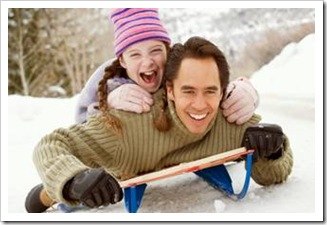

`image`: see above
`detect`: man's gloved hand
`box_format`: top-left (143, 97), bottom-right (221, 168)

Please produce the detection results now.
top-left (221, 77), bottom-right (259, 125)
top-left (108, 84), bottom-right (154, 113)
top-left (63, 168), bottom-right (123, 208)
top-left (242, 123), bottom-right (285, 161)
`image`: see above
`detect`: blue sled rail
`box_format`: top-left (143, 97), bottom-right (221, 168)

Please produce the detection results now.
top-left (122, 148), bottom-right (254, 213)
top-left (194, 152), bottom-right (253, 200)
top-left (58, 148), bottom-right (254, 213)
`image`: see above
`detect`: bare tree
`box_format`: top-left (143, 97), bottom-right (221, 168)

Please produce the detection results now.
top-left (9, 8), bottom-right (44, 96)
top-left (9, 8), bottom-right (114, 97)
top-left (40, 8), bottom-right (114, 96)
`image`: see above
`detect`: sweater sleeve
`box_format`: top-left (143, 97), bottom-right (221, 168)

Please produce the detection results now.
top-left (33, 117), bottom-right (119, 206)
top-left (250, 135), bottom-right (293, 186)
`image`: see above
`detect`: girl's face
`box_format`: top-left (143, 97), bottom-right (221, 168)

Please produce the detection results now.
top-left (119, 40), bottom-right (168, 93)
top-left (167, 57), bottom-right (222, 135)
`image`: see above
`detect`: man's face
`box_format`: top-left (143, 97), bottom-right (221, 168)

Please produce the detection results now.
top-left (120, 40), bottom-right (167, 93)
top-left (167, 57), bottom-right (222, 135)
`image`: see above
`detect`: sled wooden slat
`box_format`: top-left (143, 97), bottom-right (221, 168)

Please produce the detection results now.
top-left (119, 147), bottom-right (252, 188)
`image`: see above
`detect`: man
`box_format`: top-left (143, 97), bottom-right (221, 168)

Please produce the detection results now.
top-left (26, 37), bottom-right (292, 213)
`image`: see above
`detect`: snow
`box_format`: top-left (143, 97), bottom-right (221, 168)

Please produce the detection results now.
top-left (3, 33), bottom-right (322, 221)
top-left (214, 200), bottom-right (226, 213)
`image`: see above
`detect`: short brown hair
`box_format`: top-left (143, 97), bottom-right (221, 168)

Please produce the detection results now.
top-left (165, 36), bottom-right (230, 92)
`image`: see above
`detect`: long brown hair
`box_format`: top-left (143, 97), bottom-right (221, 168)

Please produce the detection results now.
top-left (97, 59), bottom-right (127, 133)
top-left (154, 36), bottom-right (230, 132)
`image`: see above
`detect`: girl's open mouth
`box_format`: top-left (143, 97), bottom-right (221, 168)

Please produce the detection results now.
top-left (140, 71), bottom-right (157, 84)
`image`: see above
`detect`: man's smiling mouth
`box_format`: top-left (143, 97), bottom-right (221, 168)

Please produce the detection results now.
top-left (189, 113), bottom-right (208, 120)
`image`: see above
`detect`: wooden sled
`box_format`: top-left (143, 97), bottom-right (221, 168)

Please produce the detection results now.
top-left (121, 147), bottom-right (254, 213)
top-left (58, 147), bottom-right (254, 213)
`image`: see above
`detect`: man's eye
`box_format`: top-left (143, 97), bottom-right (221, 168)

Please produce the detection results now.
top-left (183, 90), bottom-right (195, 94)
top-left (206, 90), bottom-right (217, 94)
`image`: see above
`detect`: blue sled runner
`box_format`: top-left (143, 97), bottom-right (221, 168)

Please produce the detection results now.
top-left (58, 149), bottom-right (254, 213)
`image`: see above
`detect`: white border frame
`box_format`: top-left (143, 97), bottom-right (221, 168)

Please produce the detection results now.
top-left (1, 1), bottom-right (323, 222)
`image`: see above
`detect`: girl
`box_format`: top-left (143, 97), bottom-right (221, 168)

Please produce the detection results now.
top-left (75, 8), bottom-right (259, 125)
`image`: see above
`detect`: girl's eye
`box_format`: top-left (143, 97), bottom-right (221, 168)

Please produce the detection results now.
top-left (152, 48), bottom-right (163, 53)
top-left (130, 53), bottom-right (140, 57)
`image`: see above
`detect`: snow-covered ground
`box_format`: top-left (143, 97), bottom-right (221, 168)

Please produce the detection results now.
top-left (3, 32), bottom-right (322, 221)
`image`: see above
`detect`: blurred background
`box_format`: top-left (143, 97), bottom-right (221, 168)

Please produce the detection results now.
top-left (8, 8), bottom-right (315, 98)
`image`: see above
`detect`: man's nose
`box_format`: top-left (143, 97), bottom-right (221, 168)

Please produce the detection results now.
top-left (192, 94), bottom-right (207, 111)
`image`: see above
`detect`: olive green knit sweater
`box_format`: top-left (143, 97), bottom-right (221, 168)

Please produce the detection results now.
top-left (33, 89), bottom-right (293, 206)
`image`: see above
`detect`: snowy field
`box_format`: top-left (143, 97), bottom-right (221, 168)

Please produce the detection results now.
top-left (3, 31), bottom-right (323, 222)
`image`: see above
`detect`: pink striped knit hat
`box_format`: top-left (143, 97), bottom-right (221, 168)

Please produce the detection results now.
top-left (110, 8), bottom-right (171, 57)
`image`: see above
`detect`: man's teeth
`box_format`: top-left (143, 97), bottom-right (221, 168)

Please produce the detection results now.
top-left (189, 113), bottom-right (207, 120)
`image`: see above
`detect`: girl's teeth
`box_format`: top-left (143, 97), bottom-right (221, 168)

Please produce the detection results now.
top-left (144, 71), bottom-right (154, 76)
top-left (189, 113), bottom-right (207, 120)
top-left (141, 71), bottom-right (156, 83)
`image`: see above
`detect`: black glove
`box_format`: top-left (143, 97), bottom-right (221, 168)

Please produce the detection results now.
top-left (242, 123), bottom-right (285, 161)
top-left (63, 168), bottom-right (123, 208)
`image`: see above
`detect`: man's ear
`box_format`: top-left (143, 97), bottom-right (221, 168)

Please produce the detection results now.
top-left (119, 56), bottom-right (126, 69)
top-left (166, 81), bottom-right (175, 101)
